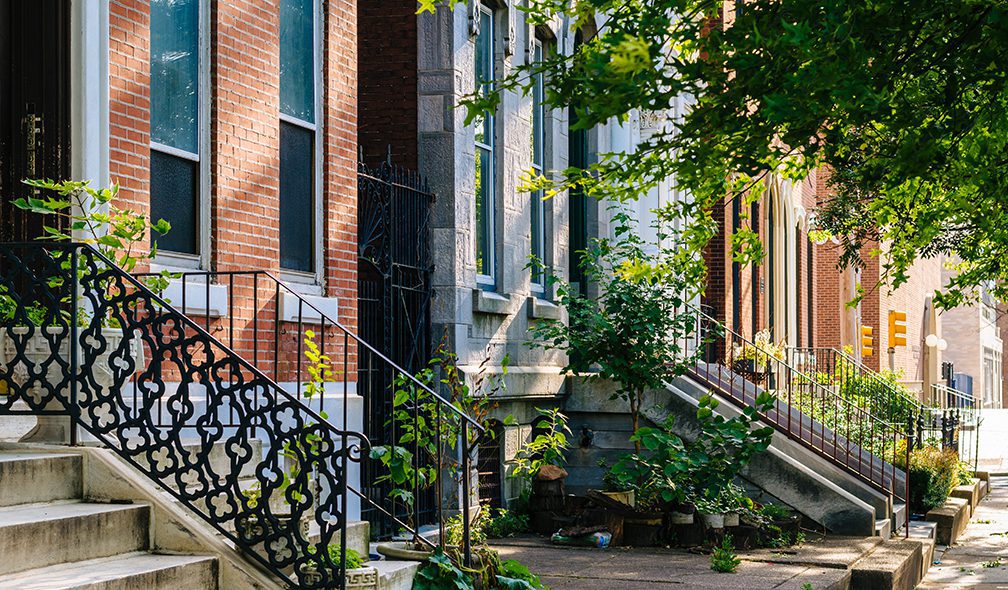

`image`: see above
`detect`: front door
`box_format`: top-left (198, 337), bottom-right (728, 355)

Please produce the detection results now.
top-left (0, 1), bottom-right (71, 242)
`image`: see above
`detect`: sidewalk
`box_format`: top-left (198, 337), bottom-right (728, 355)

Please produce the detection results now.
top-left (919, 477), bottom-right (1008, 589)
top-left (491, 537), bottom-right (853, 589)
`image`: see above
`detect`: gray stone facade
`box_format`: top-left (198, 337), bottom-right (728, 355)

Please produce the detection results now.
top-left (415, 4), bottom-right (618, 505)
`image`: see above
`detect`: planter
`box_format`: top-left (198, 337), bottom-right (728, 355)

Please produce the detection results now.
top-left (667, 510), bottom-right (694, 525)
top-left (724, 512), bottom-right (740, 527)
top-left (302, 565), bottom-right (378, 589)
top-left (623, 514), bottom-right (663, 547)
top-left (375, 540), bottom-right (435, 561)
top-left (700, 512), bottom-right (725, 529)
top-left (0, 326), bottom-right (143, 443)
top-left (601, 490), bottom-right (635, 508)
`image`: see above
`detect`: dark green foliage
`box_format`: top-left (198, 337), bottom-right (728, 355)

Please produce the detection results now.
top-left (606, 392), bottom-right (775, 509)
top-left (710, 536), bottom-right (741, 573)
top-left (413, 549), bottom-right (475, 590)
top-left (441, 0), bottom-right (1008, 310)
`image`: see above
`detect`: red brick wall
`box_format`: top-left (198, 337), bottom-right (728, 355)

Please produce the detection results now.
top-left (357, 0), bottom-right (417, 168)
top-left (109, 1), bottom-right (151, 216)
top-left (108, 0), bottom-right (359, 381)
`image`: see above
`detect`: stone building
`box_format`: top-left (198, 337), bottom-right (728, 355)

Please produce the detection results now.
top-left (941, 271), bottom-right (1004, 408)
top-left (359, 1), bottom-right (626, 505)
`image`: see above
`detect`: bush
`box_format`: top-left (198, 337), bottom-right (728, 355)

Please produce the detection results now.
top-left (898, 445), bottom-right (961, 513)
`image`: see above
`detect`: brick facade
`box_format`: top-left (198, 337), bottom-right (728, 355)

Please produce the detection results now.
top-left (108, 0), bottom-right (358, 381)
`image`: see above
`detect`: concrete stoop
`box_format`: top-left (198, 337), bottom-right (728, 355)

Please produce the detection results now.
top-left (741, 534), bottom-right (934, 590)
top-left (850, 538), bottom-right (925, 590)
top-left (0, 450), bottom-right (219, 590)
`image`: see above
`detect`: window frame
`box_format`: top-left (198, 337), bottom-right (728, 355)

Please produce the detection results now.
top-left (474, 2), bottom-right (497, 289)
top-left (149, 0), bottom-right (211, 271)
top-left (529, 38), bottom-right (547, 296)
top-left (278, 0), bottom-right (324, 288)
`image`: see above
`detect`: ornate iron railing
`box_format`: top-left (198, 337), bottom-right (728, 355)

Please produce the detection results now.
top-left (683, 310), bottom-right (910, 533)
top-left (132, 268), bottom-right (484, 562)
top-left (789, 347), bottom-right (924, 429)
top-left (916, 384), bottom-right (981, 470)
top-left (0, 242), bottom-right (481, 588)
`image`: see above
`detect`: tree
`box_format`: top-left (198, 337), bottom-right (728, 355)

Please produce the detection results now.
top-left (529, 207), bottom-right (706, 450)
top-left (422, 0), bottom-right (1008, 308)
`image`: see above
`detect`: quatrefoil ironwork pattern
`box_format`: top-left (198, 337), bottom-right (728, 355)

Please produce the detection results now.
top-left (0, 243), bottom-right (368, 590)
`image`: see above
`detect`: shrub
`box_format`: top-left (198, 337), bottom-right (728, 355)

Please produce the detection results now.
top-left (898, 445), bottom-right (961, 513)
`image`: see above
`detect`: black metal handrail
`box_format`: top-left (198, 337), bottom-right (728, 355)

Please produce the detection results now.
top-left (0, 242), bottom-right (370, 589)
top-left (789, 347), bottom-right (924, 429)
top-left (134, 268), bottom-right (484, 562)
top-left (684, 309), bottom-right (910, 533)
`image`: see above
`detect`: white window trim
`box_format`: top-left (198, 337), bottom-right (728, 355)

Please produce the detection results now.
top-left (279, 0), bottom-right (324, 287)
top-left (149, 0), bottom-right (211, 273)
top-left (475, 2), bottom-right (496, 289)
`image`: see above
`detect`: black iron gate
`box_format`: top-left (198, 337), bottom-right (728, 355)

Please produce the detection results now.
top-left (357, 157), bottom-right (435, 537)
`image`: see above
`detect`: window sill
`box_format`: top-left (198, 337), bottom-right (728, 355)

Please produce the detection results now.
top-left (527, 296), bottom-right (561, 320)
top-left (161, 278), bottom-right (229, 319)
top-left (278, 291), bottom-right (339, 324)
top-left (278, 270), bottom-right (324, 296)
top-left (472, 289), bottom-right (511, 316)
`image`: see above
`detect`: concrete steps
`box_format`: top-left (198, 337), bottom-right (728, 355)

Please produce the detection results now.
top-left (0, 553), bottom-right (217, 590)
top-left (0, 450), bottom-right (219, 589)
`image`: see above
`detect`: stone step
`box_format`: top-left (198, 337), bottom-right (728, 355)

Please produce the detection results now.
top-left (0, 502), bottom-right (149, 577)
top-left (892, 502), bottom-right (907, 527)
top-left (372, 559), bottom-right (421, 590)
top-left (0, 451), bottom-right (82, 507)
top-left (907, 520), bottom-right (937, 540)
top-left (851, 538), bottom-right (925, 590)
top-left (874, 518), bottom-right (892, 540)
top-left (0, 552), bottom-right (218, 590)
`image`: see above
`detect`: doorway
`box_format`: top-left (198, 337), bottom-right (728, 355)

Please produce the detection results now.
top-left (0, 1), bottom-right (71, 242)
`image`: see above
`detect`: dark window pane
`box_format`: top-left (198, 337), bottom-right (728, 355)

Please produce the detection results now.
top-left (280, 0), bottom-right (315, 123)
top-left (280, 121), bottom-right (314, 272)
top-left (150, 0), bottom-right (199, 153)
top-left (150, 150), bottom-right (198, 255)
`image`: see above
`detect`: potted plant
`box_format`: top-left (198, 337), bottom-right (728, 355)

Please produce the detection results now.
top-left (731, 329), bottom-right (785, 386)
top-left (511, 407), bottom-right (572, 533)
top-left (0, 179), bottom-right (171, 442)
top-left (300, 546), bottom-right (377, 590)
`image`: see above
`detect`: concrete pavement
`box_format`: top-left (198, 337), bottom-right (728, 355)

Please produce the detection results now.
top-left (919, 477), bottom-right (1008, 589)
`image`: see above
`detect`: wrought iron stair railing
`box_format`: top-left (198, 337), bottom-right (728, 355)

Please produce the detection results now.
top-left (684, 310), bottom-right (910, 532)
top-left (132, 268), bottom-right (485, 560)
top-left (0, 242), bottom-right (478, 589)
top-left (789, 347), bottom-right (924, 431)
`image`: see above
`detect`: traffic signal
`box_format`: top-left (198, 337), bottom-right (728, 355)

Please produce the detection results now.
top-left (861, 324), bottom-right (874, 357)
top-left (889, 310), bottom-right (907, 348)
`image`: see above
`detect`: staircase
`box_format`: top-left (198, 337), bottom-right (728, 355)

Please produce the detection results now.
top-left (0, 450), bottom-right (217, 589)
top-left (679, 311), bottom-right (912, 536)
top-left (0, 242), bottom-right (479, 589)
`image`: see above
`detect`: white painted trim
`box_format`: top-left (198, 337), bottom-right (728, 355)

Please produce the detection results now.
top-left (278, 291), bottom-right (339, 324)
top-left (70, 0), bottom-right (110, 191)
top-left (279, 111), bottom-right (318, 131)
top-left (161, 278), bottom-right (230, 318)
top-left (198, 0), bottom-right (211, 271)
top-left (313, 0), bottom-right (324, 288)
top-left (150, 142), bottom-right (199, 161)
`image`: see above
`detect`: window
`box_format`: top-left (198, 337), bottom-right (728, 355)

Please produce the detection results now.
top-left (530, 40), bottom-right (546, 293)
top-left (474, 4), bottom-right (496, 286)
top-left (150, 0), bottom-right (202, 258)
top-left (279, 0), bottom-right (318, 273)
